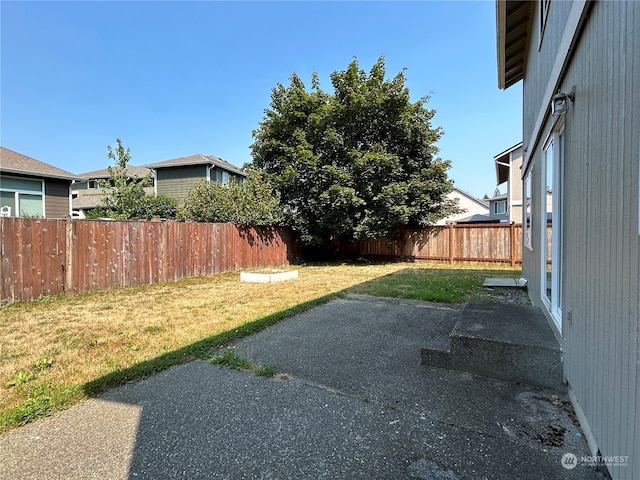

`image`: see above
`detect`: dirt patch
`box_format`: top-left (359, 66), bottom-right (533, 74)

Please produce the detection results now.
top-left (471, 287), bottom-right (531, 306)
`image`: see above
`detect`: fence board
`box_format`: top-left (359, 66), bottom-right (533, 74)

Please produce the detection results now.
top-left (40, 219), bottom-right (65, 297)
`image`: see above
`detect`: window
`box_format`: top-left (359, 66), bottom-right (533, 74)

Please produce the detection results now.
top-left (543, 138), bottom-right (554, 305)
top-left (541, 122), bottom-right (564, 331)
top-left (88, 180), bottom-right (97, 189)
top-left (494, 200), bottom-right (507, 215)
top-left (523, 169), bottom-right (533, 250)
top-left (215, 170), bottom-right (230, 185)
top-left (0, 176), bottom-right (45, 217)
top-left (539, 0), bottom-right (551, 49)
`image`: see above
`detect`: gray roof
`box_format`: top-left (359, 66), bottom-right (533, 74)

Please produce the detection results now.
top-left (489, 193), bottom-right (508, 201)
top-left (450, 187), bottom-right (489, 208)
top-left (73, 186), bottom-right (155, 210)
top-left (0, 146), bottom-right (84, 182)
top-left (455, 214), bottom-right (502, 224)
top-left (72, 193), bottom-right (104, 209)
top-left (78, 165), bottom-right (151, 179)
top-left (145, 154), bottom-right (245, 176)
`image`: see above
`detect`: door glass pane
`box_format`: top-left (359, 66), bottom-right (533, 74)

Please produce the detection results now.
top-left (19, 194), bottom-right (44, 217)
top-left (544, 141), bottom-right (553, 304)
top-left (524, 171), bottom-right (532, 249)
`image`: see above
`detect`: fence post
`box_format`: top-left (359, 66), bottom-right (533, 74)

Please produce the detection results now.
top-left (65, 217), bottom-right (73, 293)
top-left (449, 223), bottom-right (454, 265)
top-left (510, 222), bottom-right (516, 267)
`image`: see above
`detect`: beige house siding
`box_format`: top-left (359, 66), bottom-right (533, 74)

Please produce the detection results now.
top-left (436, 189), bottom-right (489, 225)
top-left (507, 152), bottom-right (523, 223)
top-left (156, 165), bottom-right (208, 203)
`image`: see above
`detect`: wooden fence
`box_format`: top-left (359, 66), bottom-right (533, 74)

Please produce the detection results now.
top-left (1, 218), bottom-right (301, 303)
top-left (346, 223), bottom-right (524, 266)
top-left (1, 219), bottom-right (528, 303)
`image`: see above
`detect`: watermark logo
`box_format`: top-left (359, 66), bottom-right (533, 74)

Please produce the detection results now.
top-left (561, 453), bottom-right (577, 470)
top-left (561, 452), bottom-right (630, 469)
top-left (582, 455), bottom-right (630, 467)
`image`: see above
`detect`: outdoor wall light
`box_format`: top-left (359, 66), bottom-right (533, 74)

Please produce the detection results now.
top-left (551, 87), bottom-right (575, 117)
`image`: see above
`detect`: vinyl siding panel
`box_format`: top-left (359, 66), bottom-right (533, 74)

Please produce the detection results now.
top-left (562, 3), bottom-right (639, 477)
top-left (44, 179), bottom-right (71, 218)
top-left (156, 165), bottom-right (208, 202)
top-left (521, 155), bottom-right (542, 301)
top-left (522, 0), bottom-right (573, 148)
top-left (523, 2), bottom-right (639, 478)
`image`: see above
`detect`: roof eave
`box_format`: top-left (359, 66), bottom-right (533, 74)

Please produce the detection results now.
top-left (495, 162), bottom-right (510, 185)
top-left (497, 0), bottom-right (533, 90)
top-left (493, 141), bottom-right (523, 160)
top-left (1, 167), bottom-right (85, 182)
top-left (493, 141), bottom-right (523, 184)
top-left (451, 187), bottom-right (490, 208)
top-left (145, 160), bottom-right (245, 177)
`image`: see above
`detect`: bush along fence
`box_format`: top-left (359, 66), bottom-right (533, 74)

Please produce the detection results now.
top-left (346, 223), bottom-right (524, 266)
top-left (1, 218), bottom-right (302, 303)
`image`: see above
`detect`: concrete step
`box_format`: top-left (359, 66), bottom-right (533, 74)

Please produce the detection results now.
top-left (421, 303), bottom-right (563, 389)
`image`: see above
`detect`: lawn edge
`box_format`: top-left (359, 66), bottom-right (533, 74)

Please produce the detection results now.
top-left (0, 293), bottom-right (338, 435)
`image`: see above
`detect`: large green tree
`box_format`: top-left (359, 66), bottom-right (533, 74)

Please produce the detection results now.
top-left (250, 57), bottom-right (459, 250)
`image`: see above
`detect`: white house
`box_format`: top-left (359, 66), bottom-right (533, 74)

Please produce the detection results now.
top-left (436, 187), bottom-right (490, 225)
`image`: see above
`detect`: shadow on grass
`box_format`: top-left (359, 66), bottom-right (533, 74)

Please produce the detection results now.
top-left (82, 293), bottom-right (339, 397)
top-left (0, 262), bottom-right (521, 433)
top-left (0, 293), bottom-right (339, 434)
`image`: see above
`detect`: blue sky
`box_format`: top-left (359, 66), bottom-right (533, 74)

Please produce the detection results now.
top-left (1, 0), bottom-right (522, 199)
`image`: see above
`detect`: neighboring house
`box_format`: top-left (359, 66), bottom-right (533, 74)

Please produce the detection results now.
top-left (146, 154), bottom-right (245, 203)
top-left (0, 146), bottom-right (83, 219)
top-left (72, 166), bottom-right (154, 218)
top-left (487, 191), bottom-right (508, 222)
top-left (492, 142), bottom-right (523, 223)
top-left (497, 1), bottom-right (639, 479)
top-left (436, 187), bottom-right (491, 225)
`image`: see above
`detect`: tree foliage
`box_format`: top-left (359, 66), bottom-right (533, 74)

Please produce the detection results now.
top-left (91, 139), bottom-right (152, 220)
top-left (137, 194), bottom-right (179, 220)
top-left (250, 56), bottom-right (460, 249)
top-left (89, 139), bottom-right (178, 220)
top-left (179, 168), bottom-right (283, 225)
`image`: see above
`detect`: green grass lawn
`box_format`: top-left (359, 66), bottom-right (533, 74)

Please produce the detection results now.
top-left (347, 267), bottom-right (519, 303)
top-left (0, 261), bottom-right (520, 433)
